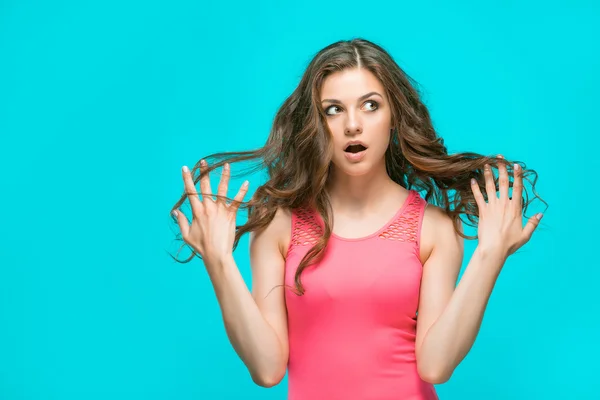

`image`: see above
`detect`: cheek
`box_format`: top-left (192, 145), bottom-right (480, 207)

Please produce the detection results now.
top-left (373, 132), bottom-right (392, 153)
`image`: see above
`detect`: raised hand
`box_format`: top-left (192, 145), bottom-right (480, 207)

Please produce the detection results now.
top-left (470, 155), bottom-right (543, 259)
top-left (172, 160), bottom-right (249, 266)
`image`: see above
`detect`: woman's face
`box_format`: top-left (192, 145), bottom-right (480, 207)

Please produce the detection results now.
top-left (320, 67), bottom-right (393, 177)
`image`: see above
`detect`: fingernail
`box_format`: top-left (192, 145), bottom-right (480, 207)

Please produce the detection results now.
top-left (224, 163), bottom-right (230, 170)
top-left (471, 178), bottom-right (476, 185)
top-left (497, 154), bottom-right (503, 158)
top-left (514, 163), bottom-right (520, 170)
top-left (243, 180), bottom-right (249, 187)
top-left (536, 213), bottom-right (543, 220)
top-left (182, 166), bottom-right (189, 173)
top-left (200, 159), bottom-right (206, 166)
top-left (171, 210), bottom-right (178, 218)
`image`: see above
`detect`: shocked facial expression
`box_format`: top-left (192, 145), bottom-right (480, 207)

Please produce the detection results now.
top-left (320, 67), bottom-right (393, 176)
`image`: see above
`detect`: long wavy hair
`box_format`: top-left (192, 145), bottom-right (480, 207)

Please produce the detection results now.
top-left (169, 38), bottom-right (546, 295)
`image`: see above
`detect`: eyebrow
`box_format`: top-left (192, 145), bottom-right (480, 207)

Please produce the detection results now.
top-left (321, 91), bottom-right (383, 104)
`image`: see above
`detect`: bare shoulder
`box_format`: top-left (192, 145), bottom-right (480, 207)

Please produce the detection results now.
top-left (272, 207), bottom-right (292, 258)
top-left (419, 202), bottom-right (464, 264)
top-left (249, 206), bottom-right (292, 260)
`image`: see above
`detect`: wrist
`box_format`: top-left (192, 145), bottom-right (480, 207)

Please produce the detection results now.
top-left (204, 253), bottom-right (235, 281)
top-left (475, 245), bottom-right (508, 267)
top-left (204, 252), bottom-right (234, 269)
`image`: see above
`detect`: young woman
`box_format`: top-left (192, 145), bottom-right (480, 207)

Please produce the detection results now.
top-left (170, 38), bottom-right (545, 399)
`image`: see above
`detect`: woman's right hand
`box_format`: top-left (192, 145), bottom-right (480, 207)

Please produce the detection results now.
top-left (172, 160), bottom-right (249, 267)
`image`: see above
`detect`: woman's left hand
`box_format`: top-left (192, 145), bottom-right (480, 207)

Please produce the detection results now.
top-left (470, 155), bottom-right (543, 259)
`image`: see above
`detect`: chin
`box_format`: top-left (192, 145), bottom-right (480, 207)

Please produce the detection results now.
top-left (331, 160), bottom-right (374, 176)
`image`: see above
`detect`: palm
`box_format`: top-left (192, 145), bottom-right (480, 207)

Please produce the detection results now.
top-left (171, 160), bottom-right (249, 264)
top-left (471, 155), bottom-right (542, 258)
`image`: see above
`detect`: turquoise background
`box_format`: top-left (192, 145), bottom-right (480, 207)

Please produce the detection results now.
top-left (1, 0), bottom-right (598, 399)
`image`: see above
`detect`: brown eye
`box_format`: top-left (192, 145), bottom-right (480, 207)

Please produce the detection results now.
top-left (325, 106), bottom-right (341, 116)
top-left (363, 100), bottom-right (379, 111)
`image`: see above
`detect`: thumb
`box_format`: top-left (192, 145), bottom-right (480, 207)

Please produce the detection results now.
top-left (521, 213), bottom-right (543, 243)
top-left (171, 209), bottom-right (191, 241)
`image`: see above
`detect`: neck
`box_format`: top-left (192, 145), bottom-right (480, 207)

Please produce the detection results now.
top-left (326, 161), bottom-right (398, 212)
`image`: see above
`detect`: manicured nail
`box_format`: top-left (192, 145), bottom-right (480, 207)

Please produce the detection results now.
top-left (182, 166), bottom-right (189, 173)
top-left (471, 178), bottom-right (476, 185)
top-left (514, 163), bottom-right (520, 170)
top-left (242, 180), bottom-right (249, 188)
top-left (536, 213), bottom-right (543, 220)
top-left (171, 210), bottom-right (178, 218)
top-left (200, 159), bottom-right (206, 166)
top-left (224, 163), bottom-right (230, 170)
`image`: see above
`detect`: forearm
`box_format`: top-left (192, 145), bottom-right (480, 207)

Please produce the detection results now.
top-left (205, 255), bottom-right (286, 386)
top-left (418, 246), bottom-right (507, 381)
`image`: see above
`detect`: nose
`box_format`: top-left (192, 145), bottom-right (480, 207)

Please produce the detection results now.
top-left (344, 113), bottom-right (363, 135)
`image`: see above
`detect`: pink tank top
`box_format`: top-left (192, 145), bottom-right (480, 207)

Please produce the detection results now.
top-left (284, 190), bottom-right (438, 400)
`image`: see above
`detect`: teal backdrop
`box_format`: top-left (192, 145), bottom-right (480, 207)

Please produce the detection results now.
top-left (1, 1), bottom-right (598, 399)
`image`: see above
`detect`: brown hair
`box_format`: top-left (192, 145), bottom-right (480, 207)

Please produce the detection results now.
top-left (169, 38), bottom-right (546, 295)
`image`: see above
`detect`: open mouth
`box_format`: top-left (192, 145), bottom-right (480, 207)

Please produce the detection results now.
top-left (344, 144), bottom-right (367, 153)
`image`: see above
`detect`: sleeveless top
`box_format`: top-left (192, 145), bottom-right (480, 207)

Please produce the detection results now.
top-left (284, 190), bottom-right (438, 400)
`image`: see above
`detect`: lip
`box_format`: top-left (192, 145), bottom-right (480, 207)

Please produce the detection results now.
top-left (344, 148), bottom-right (367, 162)
top-left (343, 140), bottom-right (368, 151)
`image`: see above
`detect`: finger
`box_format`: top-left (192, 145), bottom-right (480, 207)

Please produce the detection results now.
top-left (199, 159), bottom-right (213, 201)
top-left (483, 163), bottom-right (496, 202)
top-left (182, 166), bottom-right (203, 212)
top-left (216, 163), bottom-right (231, 205)
top-left (497, 155), bottom-right (509, 201)
top-left (229, 180), bottom-right (250, 212)
top-left (470, 178), bottom-right (486, 211)
top-left (521, 213), bottom-right (543, 243)
top-left (171, 208), bottom-right (191, 241)
top-left (512, 163), bottom-right (524, 211)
